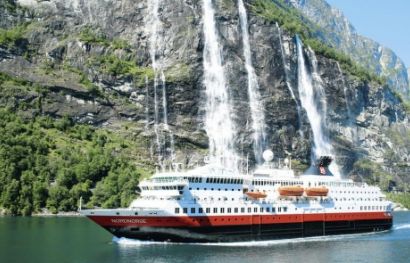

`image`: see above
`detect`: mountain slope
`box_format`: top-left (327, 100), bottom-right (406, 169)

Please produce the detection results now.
top-left (0, 0), bottom-right (408, 215)
top-left (287, 0), bottom-right (410, 99)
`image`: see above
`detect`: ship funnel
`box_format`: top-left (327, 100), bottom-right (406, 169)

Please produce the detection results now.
top-left (303, 156), bottom-right (334, 176)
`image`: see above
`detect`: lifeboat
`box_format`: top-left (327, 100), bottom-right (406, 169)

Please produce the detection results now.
top-left (245, 191), bottom-right (267, 199)
top-left (305, 186), bottom-right (329, 197)
top-left (278, 186), bottom-right (304, 196)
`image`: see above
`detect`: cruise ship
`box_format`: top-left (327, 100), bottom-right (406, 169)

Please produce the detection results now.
top-left (81, 151), bottom-right (393, 242)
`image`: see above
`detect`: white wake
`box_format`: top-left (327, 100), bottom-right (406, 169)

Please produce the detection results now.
top-left (112, 231), bottom-right (385, 247)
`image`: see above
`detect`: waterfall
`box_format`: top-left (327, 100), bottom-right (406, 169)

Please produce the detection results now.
top-left (148, 0), bottom-right (174, 170)
top-left (238, 0), bottom-right (266, 164)
top-left (161, 72), bottom-right (168, 129)
top-left (161, 72), bottom-right (175, 162)
top-left (336, 62), bottom-right (358, 146)
top-left (144, 75), bottom-right (150, 132)
top-left (202, 0), bottom-right (238, 170)
top-left (336, 63), bottom-right (352, 119)
top-left (276, 22), bottom-right (303, 136)
top-left (295, 36), bottom-right (340, 177)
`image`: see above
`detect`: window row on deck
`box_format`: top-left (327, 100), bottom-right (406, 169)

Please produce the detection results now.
top-left (175, 206), bottom-right (288, 215)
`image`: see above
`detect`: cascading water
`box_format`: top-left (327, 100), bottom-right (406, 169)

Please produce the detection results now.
top-left (237, 0), bottom-right (266, 164)
top-left (144, 75), bottom-right (150, 132)
top-left (336, 63), bottom-right (353, 120)
top-left (295, 36), bottom-right (340, 177)
top-left (276, 22), bottom-right (303, 136)
top-left (336, 62), bottom-right (357, 144)
top-left (161, 72), bottom-right (175, 162)
top-left (202, 0), bottom-right (238, 170)
top-left (148, 0), bottom-right (174, 170)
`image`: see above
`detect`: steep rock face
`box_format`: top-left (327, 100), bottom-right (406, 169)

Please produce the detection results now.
top-left (288, 0), bottom-right (410, 99)
top-left (1, 0), bottom-right (408, 186)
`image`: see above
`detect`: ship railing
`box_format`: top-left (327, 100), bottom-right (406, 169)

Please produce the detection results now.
top-left (140, 178), bottom-right (189, 186)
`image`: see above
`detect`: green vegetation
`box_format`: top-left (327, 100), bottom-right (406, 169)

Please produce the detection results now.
top-left (165, 63), bottom-right (192, 83)
top-left (62, 64), bottom-right (101, 95)
top-left (393, 91), bottom-right (410, 114)
top-left (2, 0), bottom-right (23, 13)
top-left (0, 23), bottom-right (28, 49)
top-left (291, 159), bottom-right (309, 175)
top-left (79, 26), bottom-right (110, 47)
top-left (386, 126), bottom-right (410, 150)
top-left (111, 39), bottom-right (131, 50)
top-left (0, 109), bottom-right (152, 215)
top-left (251, 0), bottom-right (385, 85)
top-left (79, 26), bottom-right (131, 51)
top-left (386, 193), bottom-right (410, 209)
top-left (352, 159), bottom-right (392, 191)
top-left (88, 55), bottom-right (154, 85)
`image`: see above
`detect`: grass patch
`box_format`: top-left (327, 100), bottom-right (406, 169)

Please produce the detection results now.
top-left (386, 192), bottom-right (410, 209)
top-left (79, 26), bottom-right (110, 47)
top-left (0, 23), bottom-right (29, 49)
top-left (88, 55), bottom-right (154, 85)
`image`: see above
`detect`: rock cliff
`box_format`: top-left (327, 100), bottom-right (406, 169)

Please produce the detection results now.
top-left (288, 0), bottom-right (410, 99)
top-left (0, 0), bottom-right (409, 191)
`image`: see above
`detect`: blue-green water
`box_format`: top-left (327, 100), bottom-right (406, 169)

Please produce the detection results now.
top-left (1, 212), bottom-right (409, 263)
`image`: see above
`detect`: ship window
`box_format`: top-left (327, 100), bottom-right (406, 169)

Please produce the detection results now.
top-left (266, 207), bottom-right (270, 213)
top-left (241, 207), bottom-right (245, 213)
top-left (183, 208), bottom-right (188, 213)
top-left (247, 207), bottom-right (251, 213)
top-left (191, 208), bottom-right (196, 214)
top-left (221, 208), bottom-right (225, 213)
top-left (175, 208), bottom-right (180, 214)
top-left (284, 207), bottom-right (288, 212)
top-left (272, 207), bottom-right (276, 213)
top-left (213, 208), bottom-right (218, 213)
top-left (227, 208), bottom-right (232, 213)
top-left (254, 207), bottom-right (258, 213)
top-left (278, 207), bottom-right (282, 212)
top-left (260, 207), bottom-right (264, 213)
top-left (206, 208), bottom-right (210, 213)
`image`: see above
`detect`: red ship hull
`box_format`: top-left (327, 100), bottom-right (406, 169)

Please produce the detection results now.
top-left (87, 212), bottom-right (393, 242)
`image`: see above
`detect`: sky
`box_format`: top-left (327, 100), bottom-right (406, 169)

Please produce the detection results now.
top-left (326, 0), bottom-right (410, 68)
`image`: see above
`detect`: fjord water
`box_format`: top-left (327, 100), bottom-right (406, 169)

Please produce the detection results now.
top-left (1, 212), bottom-right (409, 263)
